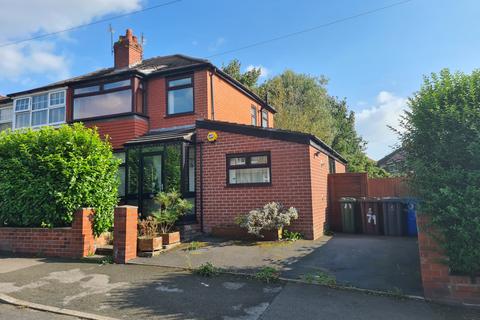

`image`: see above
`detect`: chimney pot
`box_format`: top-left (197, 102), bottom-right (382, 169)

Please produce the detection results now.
top-left (113, 29), bottom-right (143, 69)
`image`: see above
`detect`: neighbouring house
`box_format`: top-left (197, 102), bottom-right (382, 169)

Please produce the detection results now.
top-left (2, 29), bottom-right (346, 240)
top-left (377, 148), bottom-right (406, 175)
top-left (0, 96), bottom-right (13, 132)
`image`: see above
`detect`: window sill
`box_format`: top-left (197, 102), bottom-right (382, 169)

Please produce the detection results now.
top-left (164, 111), bottom-right (195, 118)
top-left (226, 183), bottom-right (272, 188)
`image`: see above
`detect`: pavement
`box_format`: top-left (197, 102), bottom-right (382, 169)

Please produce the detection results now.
top-left (0, 256), bottom-right (478, 320)
top-left (132, 233), bottom-right (423, 295)
top-left (0, 303), bottom-right (78, 320)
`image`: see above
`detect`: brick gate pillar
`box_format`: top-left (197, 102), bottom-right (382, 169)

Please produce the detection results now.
top-left (113, 206), bottom-right (138, 264)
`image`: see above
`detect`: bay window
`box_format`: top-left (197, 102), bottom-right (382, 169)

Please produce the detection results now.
top-left (167, 75), bottom-right (194, 115)
top-left (13, 90), bottom-right (66, 129)
top-left (227, 152), bottom-right (271, 186)
top-left (73, 79), bottom-right (132, 120)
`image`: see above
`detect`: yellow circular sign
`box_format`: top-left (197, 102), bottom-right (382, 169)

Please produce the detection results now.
top-left (207, 131), bottom-right (218, 142)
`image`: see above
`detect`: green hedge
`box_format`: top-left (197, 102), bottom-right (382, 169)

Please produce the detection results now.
top-left (400, 69), bottom-right (480, 277)
top-left (0, 124), bottom-right (120, 236)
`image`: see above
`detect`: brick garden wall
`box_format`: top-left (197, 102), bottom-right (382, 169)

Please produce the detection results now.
top-left (196, 127), bottom-right (339, 240)
top-left (417, 215), bottom-right (480, 306)
top-left (0, 208), bottom-right (95, 258)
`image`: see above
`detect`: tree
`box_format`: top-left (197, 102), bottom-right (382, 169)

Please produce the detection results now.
top-left (221, 59), bottom-right (261, 90)
top-left (259, 71), bottom-right (388, 177)
top-left (399, 69), bottom-right (480, 277)
top-left (258, 70), bottom-right (336, 144)
top-left (221, 59), bottom-right (388, 177)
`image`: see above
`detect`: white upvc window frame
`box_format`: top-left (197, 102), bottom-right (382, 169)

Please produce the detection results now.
top-left (13, 89), bottom-right (66, 130)
top-left (0, 104), bottom-right (13, 132)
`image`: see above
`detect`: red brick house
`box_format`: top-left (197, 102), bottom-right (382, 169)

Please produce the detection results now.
top-left (2, 29), bottom-right (346, 240)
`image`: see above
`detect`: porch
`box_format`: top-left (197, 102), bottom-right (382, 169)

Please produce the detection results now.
top-left (118, 126), bottom-right (198, 226)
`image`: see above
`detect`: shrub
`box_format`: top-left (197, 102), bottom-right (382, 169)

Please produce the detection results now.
top-left (236, 202), bottom-right (298, 237)
top-left (152, 190), bottom-right (193, 233)
top-left (138, 216), bottom-right (158, 238)
top-left (254, 267), bottom-right (280, 283)
top-left (194, 262), bottom-right (220, 277)
top-left (283, 229), bottom-right (303, 241)
top-left (0, 124), bottom-right (119, 236)
top-left (399, 69), bottom-right (480, 277)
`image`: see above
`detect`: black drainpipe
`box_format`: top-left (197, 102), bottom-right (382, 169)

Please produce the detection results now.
top-left (209, 70), bottom-right (215, 120)
top-left (199, 141), bottom-right (204, 233)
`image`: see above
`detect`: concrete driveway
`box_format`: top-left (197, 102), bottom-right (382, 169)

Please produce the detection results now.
top-left (282, 234), bottom-right (423, 296)
top-left (133, 233), bottom-right (422, 296)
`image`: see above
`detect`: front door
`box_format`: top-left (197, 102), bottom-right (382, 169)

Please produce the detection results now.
top-left (140, 153), bottom-right (163, 216)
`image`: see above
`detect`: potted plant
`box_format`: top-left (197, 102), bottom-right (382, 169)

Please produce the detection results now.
top-left (137, 216), bottom-right (163, 253)
top-left (152, 190), bottom-right (193, 247)
top-left (235, 202), bottom-right (298, 240)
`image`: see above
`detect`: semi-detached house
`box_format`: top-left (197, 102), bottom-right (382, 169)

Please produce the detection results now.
top-left (1, 29), bottom-right (346, 240)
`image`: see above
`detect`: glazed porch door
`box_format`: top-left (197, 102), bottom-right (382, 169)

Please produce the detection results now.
top-left (140, 153), bottom-right (163, 216)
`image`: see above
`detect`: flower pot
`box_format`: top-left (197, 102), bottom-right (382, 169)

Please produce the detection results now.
top-left (159, 231), bottom-right (181, 245)
top-left (137, 236), bottom-right (163, 252)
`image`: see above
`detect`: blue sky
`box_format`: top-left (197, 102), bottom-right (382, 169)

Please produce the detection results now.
top-left (1, 0), bottom-right (479, 159)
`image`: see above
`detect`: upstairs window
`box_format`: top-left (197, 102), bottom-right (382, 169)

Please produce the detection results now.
top-left (73, 79), bottom-right (132, 120)
top-left (251, 106), bottom-right (257, 126)
top-left (13, 90), bottom-right (66, 129)
top-left (261, 109), bottom-right (269, 128)
top-left (0, 105), bottom-right (12, 132)
top-left (227, 152), bottom-right (271, 186)
top-left (167, 76), bottom-right (193, 115)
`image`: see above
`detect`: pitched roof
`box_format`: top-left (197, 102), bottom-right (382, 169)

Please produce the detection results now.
top-left (8, 54), bottom-right (210, 97)
top-left (377, 148), bottom-right (405, 166)
top-left (7, 53), bottom-right (276, 113)
top-left (0, 95), bottom-right (12, 105)
top-left (196, 119), bottom-right (347, 164)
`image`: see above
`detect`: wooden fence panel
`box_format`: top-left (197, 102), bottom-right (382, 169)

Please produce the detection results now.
top-left (327, 174), bottom-right (409, 232)
top-left (328, 173), bottom-right (368, 231)
top-left (368, 177), bottom-right (408, 197)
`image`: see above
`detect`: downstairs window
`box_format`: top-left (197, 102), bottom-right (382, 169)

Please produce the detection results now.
top-left (227, 152), bottom-right (271, 186)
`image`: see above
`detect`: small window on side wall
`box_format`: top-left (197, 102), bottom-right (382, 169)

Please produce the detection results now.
top-left (167, 75), bottom-right (194, 115)
top-left (329, 157), bottom-right (336, 174)
top-left (261, 109), bottom-right (268, 128)
top-left (251, 106), bottom-right (257, 126)
top-left (227, 152), bottom-right (271, 186)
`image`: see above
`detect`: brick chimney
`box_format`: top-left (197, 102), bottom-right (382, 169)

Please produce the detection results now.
top-left (114, 29), bottom-right (143, 69)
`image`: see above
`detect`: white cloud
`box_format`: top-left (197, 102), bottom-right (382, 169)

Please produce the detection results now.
top-left (208, 37), bottom-right (225, 51)
top-left (0, 0), bottom-right (141, 83)
top-left (246, 65), bottom-right (269, 78)
top-left (355, 91), bottom-right (409, 160)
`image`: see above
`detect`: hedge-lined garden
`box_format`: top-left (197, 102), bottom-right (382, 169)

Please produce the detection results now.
top-left (400, 69), bottom-right (480, 278)
top-left (0, 124), bottom-right (120, 236)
